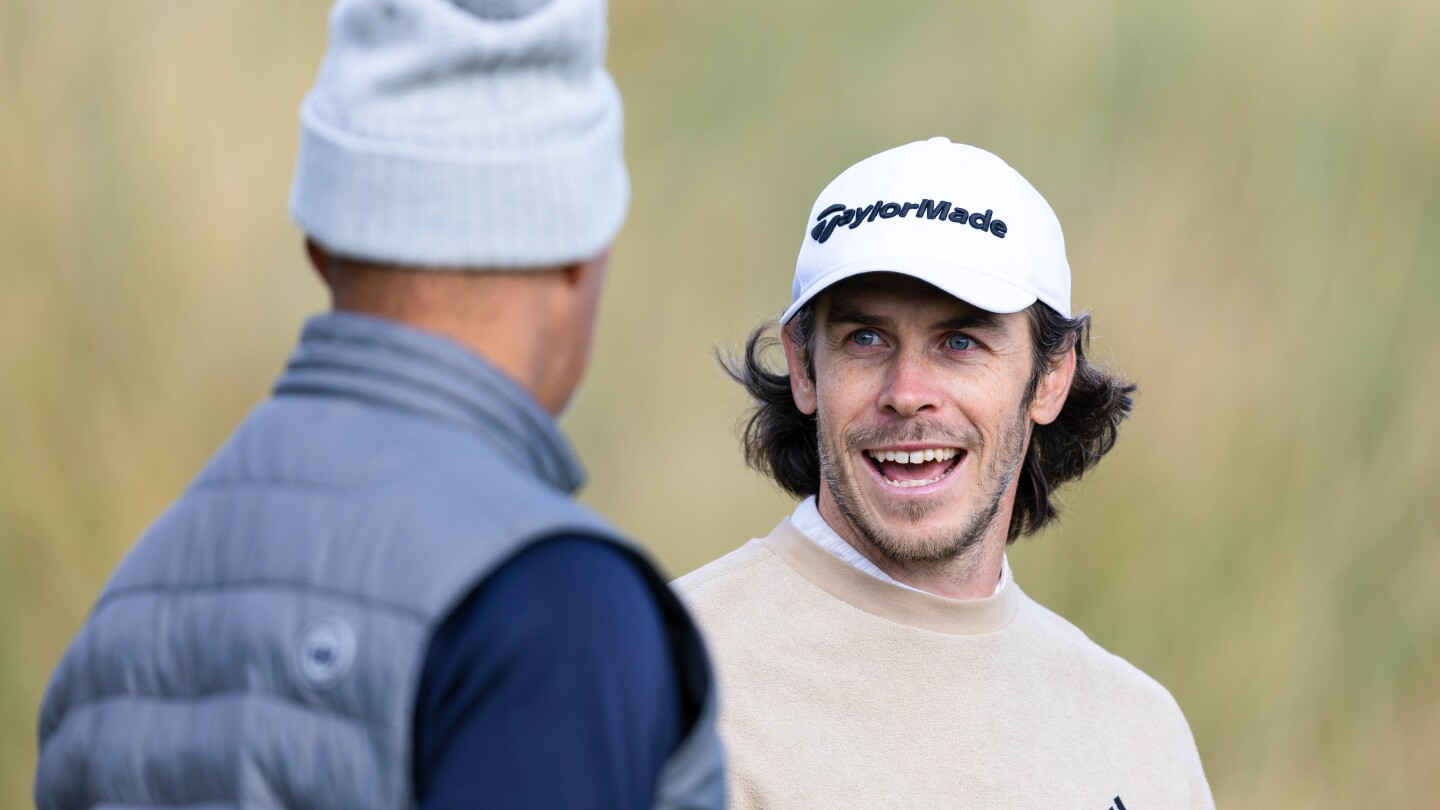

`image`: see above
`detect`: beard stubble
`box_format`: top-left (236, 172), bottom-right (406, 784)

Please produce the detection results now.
top-left (817, 407), bottom-right (1031, 566)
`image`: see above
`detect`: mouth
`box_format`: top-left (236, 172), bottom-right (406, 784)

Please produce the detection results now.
top-left (862, 445), bottom-right (966, 493)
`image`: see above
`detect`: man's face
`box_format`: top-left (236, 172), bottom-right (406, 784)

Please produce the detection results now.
top-left (785, 273), bottom-right (1063, 564)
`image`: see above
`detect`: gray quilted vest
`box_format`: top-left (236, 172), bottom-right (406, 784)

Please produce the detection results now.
top-left (35, 313), bottom-right (725, 810)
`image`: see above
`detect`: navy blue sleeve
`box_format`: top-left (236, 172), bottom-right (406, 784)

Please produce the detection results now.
top-left (412, 536), bottom-right (684, 810)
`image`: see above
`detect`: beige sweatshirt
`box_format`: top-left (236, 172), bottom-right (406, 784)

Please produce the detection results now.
top-left (675, 519), bottom-right (1214, 810)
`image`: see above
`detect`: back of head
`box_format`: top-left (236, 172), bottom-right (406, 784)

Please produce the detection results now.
top-left (290, 0), bottom-right (628, 270)
top-left (289, 0), bottom-right (627, 412)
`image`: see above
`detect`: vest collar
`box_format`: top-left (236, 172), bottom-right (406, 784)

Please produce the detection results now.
top-left (274, 312), bottom-right (585, 494)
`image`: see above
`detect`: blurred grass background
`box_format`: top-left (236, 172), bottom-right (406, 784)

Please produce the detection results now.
top-left (2, 0), bottom-right (1438, 805)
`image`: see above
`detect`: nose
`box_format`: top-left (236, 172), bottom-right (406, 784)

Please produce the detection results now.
top-left (877, 346), bottom-right (940, 418)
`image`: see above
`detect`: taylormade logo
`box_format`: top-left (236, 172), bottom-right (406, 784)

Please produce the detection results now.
top-left (810, 199), bottom-right (1008, 244)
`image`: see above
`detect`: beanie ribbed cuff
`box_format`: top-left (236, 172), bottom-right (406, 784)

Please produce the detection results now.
top-left (289, 80), bottom-right (629, 269)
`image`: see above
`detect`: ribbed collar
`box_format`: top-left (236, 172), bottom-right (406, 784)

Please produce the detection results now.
top-left (763, 519), bottom-right (1020, 635)
top-left (789, 495), bottom-right (1011, 597)
top-left (273, 312), bottom-right (585, 494)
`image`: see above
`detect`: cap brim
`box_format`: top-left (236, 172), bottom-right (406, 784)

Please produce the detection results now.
top-left (779, 257), bottom-right (1039, 324)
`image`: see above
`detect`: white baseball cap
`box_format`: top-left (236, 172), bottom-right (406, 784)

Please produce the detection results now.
top-left (781, 137), bottom-right (1071, 324)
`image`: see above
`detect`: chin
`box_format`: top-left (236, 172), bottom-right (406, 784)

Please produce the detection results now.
top-left (867, 509), bottom-right (981, 563)
top-left (841, 491), bottom-right (984, 566)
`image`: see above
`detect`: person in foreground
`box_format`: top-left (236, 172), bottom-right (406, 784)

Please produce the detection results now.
top-left (35, 1), bottom-right (724, 808)
top-left (677, 137), bottom-right (1213, 809)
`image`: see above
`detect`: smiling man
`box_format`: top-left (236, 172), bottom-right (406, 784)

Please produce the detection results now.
top-left (677, 138), bottom-right (1213, 809)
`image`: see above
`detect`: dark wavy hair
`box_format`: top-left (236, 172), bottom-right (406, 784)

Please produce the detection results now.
top-left (720, 300), bottom-right (1137, 541)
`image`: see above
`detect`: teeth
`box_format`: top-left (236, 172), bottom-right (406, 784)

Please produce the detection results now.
top-left (866, 448), bottom-right (960, 464)
top-left (885, 475), bottom-right (942, 487)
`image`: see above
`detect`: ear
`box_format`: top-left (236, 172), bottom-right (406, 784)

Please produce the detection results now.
top-left (305, 238), bottom-right (334, 288)
top-left (560, 259), bottom-right (587, 287)
top-left (781, 323), bottom-right (818, 416)
top-left (561, 249), bottom-right (610, 289)
top-left (1028, 345), bottom-right (1076, 426)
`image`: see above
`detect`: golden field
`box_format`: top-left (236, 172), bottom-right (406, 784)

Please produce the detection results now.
top-left (2, 0), bottom-right (1438, 805)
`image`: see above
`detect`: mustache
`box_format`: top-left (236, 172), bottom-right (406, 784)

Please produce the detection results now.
top-left (842, 419), bottom-right (982, 453)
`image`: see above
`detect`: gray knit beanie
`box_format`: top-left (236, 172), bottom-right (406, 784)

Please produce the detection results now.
top-left (289, 0), bottom-right (628, 269)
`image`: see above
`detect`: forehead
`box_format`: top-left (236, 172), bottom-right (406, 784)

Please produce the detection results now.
top-left (817, 272), bottom-right (995, 323)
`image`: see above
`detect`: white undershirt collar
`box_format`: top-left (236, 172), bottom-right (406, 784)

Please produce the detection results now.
top-left (790, 495), bottom-right (1009, 598)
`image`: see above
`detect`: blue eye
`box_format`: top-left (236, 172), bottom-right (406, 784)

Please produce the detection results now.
top-left (852, 330), bottom-right (880, 346)
top-left (947, 334), bottom-right (974, 351)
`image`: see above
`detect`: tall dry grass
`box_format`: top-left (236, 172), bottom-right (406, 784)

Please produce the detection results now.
top-left (3, 0), bottom-right (1437, 805)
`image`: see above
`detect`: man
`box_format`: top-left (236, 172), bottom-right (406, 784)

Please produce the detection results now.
top-left (36, 1), bottom-right (724, 808)
top-left (677, 138), bottom-right (1212, 809)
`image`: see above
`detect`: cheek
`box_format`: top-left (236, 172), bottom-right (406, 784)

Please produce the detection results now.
top-left (815, 363), bottom-right (878, 424)
top-left (970, 386), bottom-right (1032, 450)
top-left (946, 373), bottom-right (1028, 439)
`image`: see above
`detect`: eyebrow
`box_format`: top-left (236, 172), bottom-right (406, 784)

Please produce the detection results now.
top-left (826, 305), bottom-right (1011, 336)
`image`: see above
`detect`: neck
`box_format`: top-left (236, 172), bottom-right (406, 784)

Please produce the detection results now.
top-left (329, 268), bottom-right (563, 414)
top-left (815, 489), bottom-right (1008, 600)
